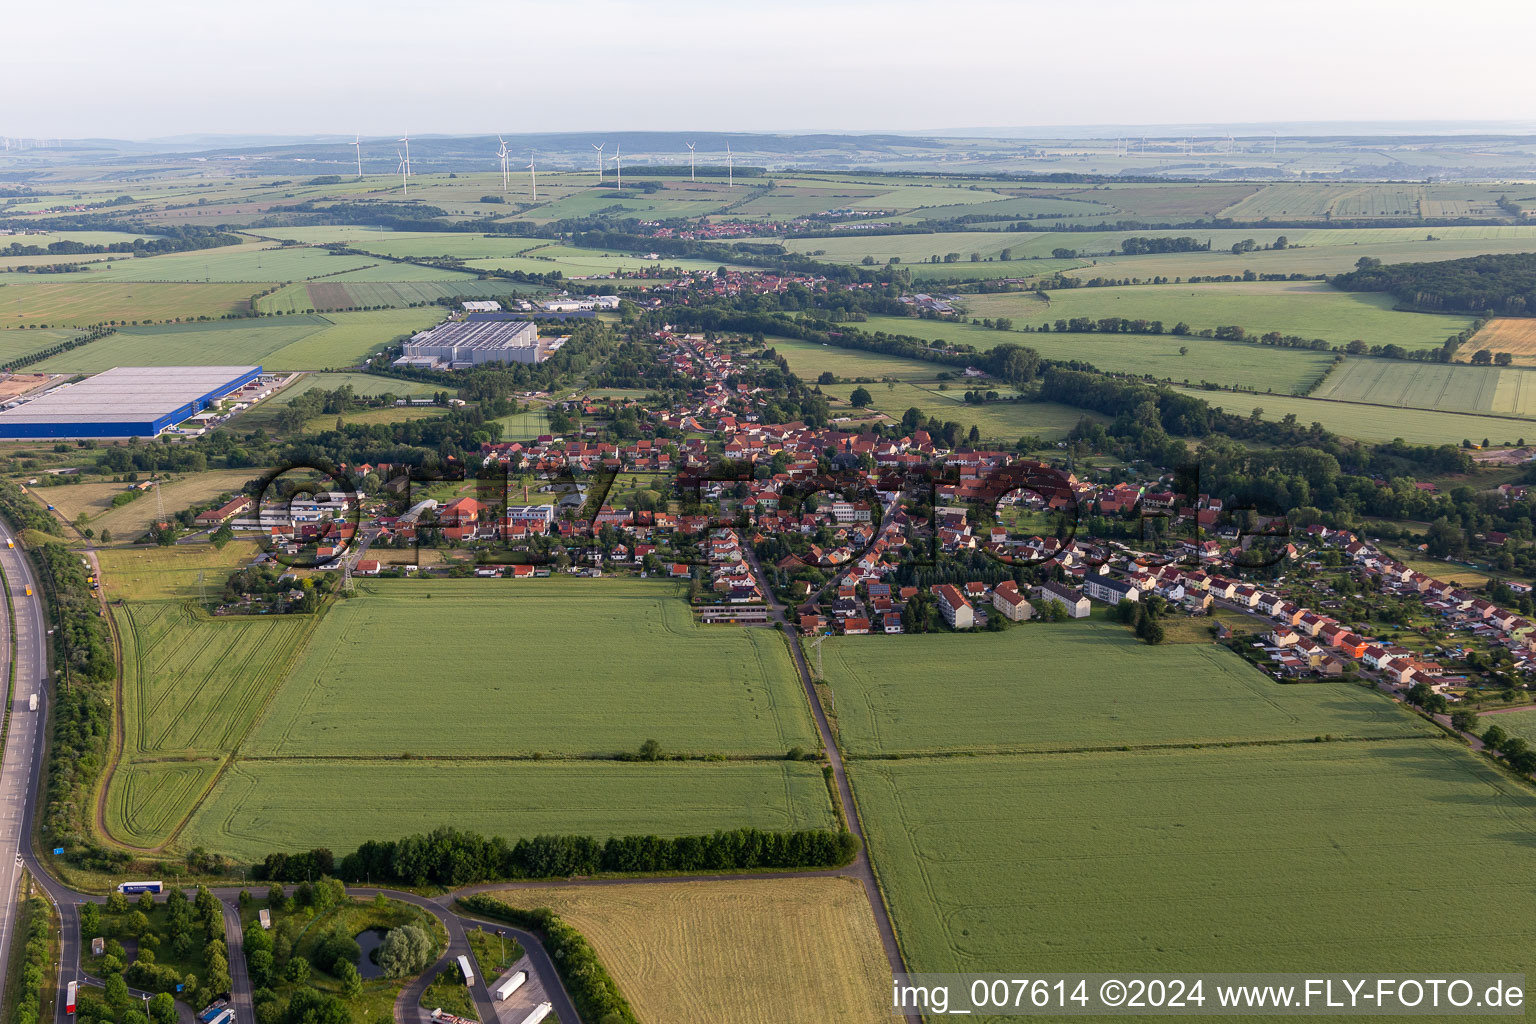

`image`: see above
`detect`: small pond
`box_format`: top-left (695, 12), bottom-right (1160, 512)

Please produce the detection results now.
top-left (355, 929), bottom-right (387, 981)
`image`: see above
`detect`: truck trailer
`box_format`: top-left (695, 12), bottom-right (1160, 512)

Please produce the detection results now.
top-left (66, 981), bottom-right (77, 1015)
top-left (494, 971), bottom-right (527, 1001)
top-left (517, 1003), bottom-right (552, 1024)
top-left (197, 1002), bottom-right (229, 1024)
top-left (116, 880), bottom-right (163, 894)
top-left (456, 954), bottom-right (474, 986)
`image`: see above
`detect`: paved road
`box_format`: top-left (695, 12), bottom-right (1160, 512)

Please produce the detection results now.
top-left (742, 544), bottom-right (920, 1024)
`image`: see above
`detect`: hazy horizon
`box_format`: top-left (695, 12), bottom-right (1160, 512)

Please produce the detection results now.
top-left (5, 0), bottom-right (1535, 139)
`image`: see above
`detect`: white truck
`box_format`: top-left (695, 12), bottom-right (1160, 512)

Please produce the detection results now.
top-left (28, 693), bottom-right (37, 712)
top-left (517, 1004), bottom-right (552, 1024)
top-left (494, 971), bottom-right (527, 1001)
top-left (456, 954), bottom-right (474, 986)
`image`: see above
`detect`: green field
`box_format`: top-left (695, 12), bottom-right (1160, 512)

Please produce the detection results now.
top-left (1484, 708), bottom-right (1536, 748)
top-left (819, 620), bottom-right (1431, 756)
top-left (1172, 386), bottom-right (1536, 445)
top-left (965, 281), bottom-right (1474, 352)
top-left (76, 245), bottom-right (378, 282)
top-left (767, 335), bottom-right (956, 382)
top-left (1310, 359), bottom-right (1536, 419)
top-left (246, 578), bottom-right (816, 757)
top-left (855, 742), bottom-right (1536, 980)
top-left (236, 371), bottom-right (441, 431)
top-left (858, 315), bottom-right (1335, 393)
top-left (179, 759), bottom-right (836, 861)
top-left (28, 308), bottom-right (436, 372)
top-left (106, 600), bottom-right (319, 847)
top-left (823, 380), bottom-right (1094, 442)
top-left (0, 279), bottom-right (261, 327)
top-left (493, 408), bottom-right (551, 439)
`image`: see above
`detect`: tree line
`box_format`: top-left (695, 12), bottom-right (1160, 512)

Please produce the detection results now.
top-left (251, 825), bottom-right (860, 886)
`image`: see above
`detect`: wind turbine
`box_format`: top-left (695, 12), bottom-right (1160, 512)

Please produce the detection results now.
top-left (497, 136), bottom-right (509, 191)
top-left (726, 141), bottom-right (733, 188)
top-left (396, 148), bottom-right (409, 196)
top-left (611, 143), bottom-right (622, 191)
top-left (353, 135), bottom-right (362, 179)
top-left (592, 142), bottom-right (604, 182)
top-left (686, 141), bottom-right (696, 182)
top-left (398, 131), bottom-right (412, 177)
top-left (527, 153), bottom-right (537, 202)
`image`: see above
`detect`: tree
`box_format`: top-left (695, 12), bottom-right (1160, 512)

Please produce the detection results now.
top-left (211, 523), bottom-right (234, 549)
top-left (106, 891), bottom-right (129, 914)
top-left (1450, 709), bottom-right (1479, 733)
top-left (104, 975), bottom-right (130, 1015)
top-left (376, 925), bottom-right (436, 979)
top-left (267, 884), bottom-right (288, 912)
top-left (149, 994), bottom-right (177, 1024)
top-left (248, 948), bottom-right (275, 988)
top-left (849, 386), bottom-right (872, 408)
top-left (638, 738), bottom-right (662, 761)
top-left (817, 371), bottom-right (835, 385)
top-left (1482, 723), bottom-right (1509, 749)
top-left (80, 901), bottom-right (101, 937)
top-left (284, 957), bottom-right (310, 984)
top-left (335, 960), bottom-right (363, 999)
top-left (1471, 349), bottom-right (1493, 365)
top-left (99, 528), bottom-right (112, 544)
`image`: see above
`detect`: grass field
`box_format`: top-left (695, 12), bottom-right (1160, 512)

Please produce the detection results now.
top-left (859, 315), bottom-right (1335, 393)
top-left (1310, 359), bottom-right (1536, 419)
top-left (767, 335), bottom-right (948, 382)
top-left (235, 371), bottom-right (440, 431)
top-left (1171, 387), bottom-right (1536, 445)
top-left (179, 759), bottom-right (836, 860)
top-left (96, 541), bottom-right (262, 601)
top-left (822, 381), bottom-right (1094, 441)
top-left (27, 309), bottom-right (435, 372)
top-left (1463, 319), bottom-right (1536, 366)
top-left (0, 279), bottom-right (260, 327)
top-left (818, 620), bottom-right (1431, 756)
top-left (246, 579), bottom-right (817, 757)
top-left (481, 878), bottom-right (888, 1024)
top-left (964, 281), bottom-right (1475, 352)
top-left (76, 245), bottom-right (377, 283)
top-left (492, 408), bottom-right (550, 440)
top-left (854, 741), bottom-right (1536, 979)
top-left (33, 467), bottom-right (258, 541)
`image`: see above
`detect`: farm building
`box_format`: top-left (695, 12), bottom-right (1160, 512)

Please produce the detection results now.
top-left (394, 316), bottom-right (559, 368)
top-left (0, 365), bottom-right (261, 439)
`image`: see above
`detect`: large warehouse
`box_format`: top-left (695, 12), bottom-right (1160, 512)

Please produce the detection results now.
top-left (394, 316), bottom-right (558, 368)
top-left (0, 365), bottom-right (262, 439)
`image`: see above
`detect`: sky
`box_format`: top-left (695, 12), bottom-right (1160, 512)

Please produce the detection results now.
top-left (5, 0), bottom-right (1535, 139)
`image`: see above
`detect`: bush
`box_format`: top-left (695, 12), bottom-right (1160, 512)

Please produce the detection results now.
top-left (376, 924), bottom-right (435, 979)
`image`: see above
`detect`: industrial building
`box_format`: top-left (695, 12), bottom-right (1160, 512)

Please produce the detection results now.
top-left (0, 365), bottom-right (262, 439)
top-left (394, 316), bottom-right (560, 369)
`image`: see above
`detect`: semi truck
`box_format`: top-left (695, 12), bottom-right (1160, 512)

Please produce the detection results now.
top-left (517, 1003), bottom-right (552, 1024)
top-left (494, 971), bottom-right (527, 1001)
top-left (197, 1002), bottom-right (228, 1023)
top-left (66, 981), bottom-right (77, 1015)
top-left (116, 880), bottom-right (163, 894)
top-left (456, 954), bottom-right (474, 986)
top-left (202, 1009), bottom-right (233, 1024)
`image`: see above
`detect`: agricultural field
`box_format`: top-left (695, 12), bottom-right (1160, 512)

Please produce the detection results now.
top-left (246, 578), bottom-right (818, 757)
top-left (1462, 318), bottom-right (1536, 366)
top-left (1216, 182), bottom-right (1509, 221)
top-left (27, 308), bottom-right (436, 372)
top-left (1485, 707), bottom-right (1536, 748)
top-left (106, 600), bottom-right (319, 848)
top-left (854, 741), bottom-right (1536, 977)
top-left (822, 380), bottom-right (1094, 442)
top-left (73, 243), bottom-right (376, 282)
top-left (858, 315), bottom-right (1335, 393)
top-left (1310, 359), bottom-right (1536, 419)
top-left (964, 281), bottom-right (1475, 351)
top-left (0, 327), bottom-right (80, 365)
top-left (179, 759), bottom-right (835, 861)
top-left (1064, 235), bottom-right (1536, 283)
top-left (482, 878), bottom-right (888, 1024)
top-left (1173, 387), bottom-right (1536, 445)
top-left (0, 279), bottom-right (260, 327)
top-left (817, 620), bottom-right (1431, 757)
